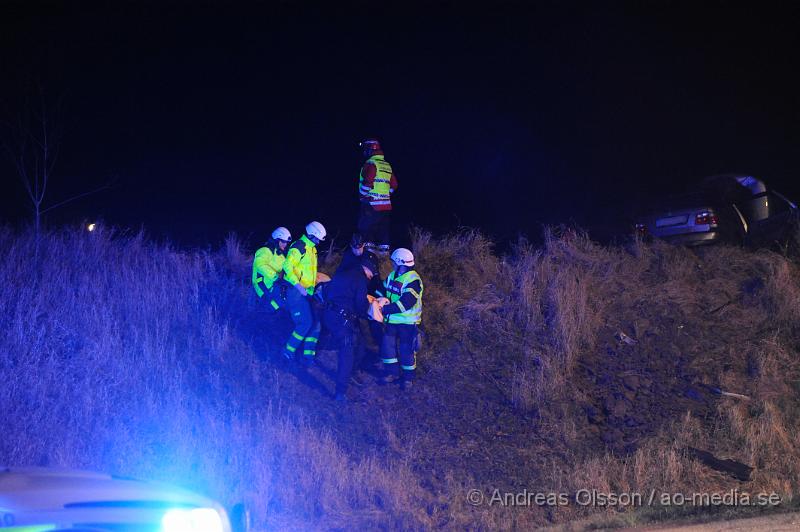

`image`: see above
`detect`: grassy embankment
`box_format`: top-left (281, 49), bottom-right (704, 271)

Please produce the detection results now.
top-left (1, 224), bottom-right (798, 529)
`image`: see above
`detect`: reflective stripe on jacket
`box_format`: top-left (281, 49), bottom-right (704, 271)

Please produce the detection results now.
top-left (282, 234), bottom-right (318, 295)
top-left (252, 245), bottom-right (286, 297)
top-left (381, 269), bottom-right (423, 325)
top-left (359, 155), bottom-right (394, 208)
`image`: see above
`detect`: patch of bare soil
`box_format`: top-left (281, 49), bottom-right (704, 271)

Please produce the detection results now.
top-left (237, 237), bottom-right (800, 528)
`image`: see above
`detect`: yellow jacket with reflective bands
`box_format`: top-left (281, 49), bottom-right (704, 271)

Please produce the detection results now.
top-left (359, 155), bottom-right (394, 208)
top-left (252, 245), bottom-right (285, 297)
top-left (282, 234), bottom-right (318, 295)
top-left (381, 269), bottom-right (423, 325)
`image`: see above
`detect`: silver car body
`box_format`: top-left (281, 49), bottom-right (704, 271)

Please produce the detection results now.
top-left (636, 175), bottom-right (798, 246)
top-left (0, 467), bottom-right (231, 531)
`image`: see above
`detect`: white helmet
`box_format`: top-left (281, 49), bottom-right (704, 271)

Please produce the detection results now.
top-left (271, 226), bottom-right (291, 242)
top-left (390, 248), bottom-right (414, 267)
top-left (305, 221), bottom-right (326, 241)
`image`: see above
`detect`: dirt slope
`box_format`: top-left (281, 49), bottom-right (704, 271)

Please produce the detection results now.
top-left (236, 229), bottom-right (800, 528)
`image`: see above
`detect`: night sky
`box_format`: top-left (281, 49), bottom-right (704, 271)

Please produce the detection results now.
top-left (2, 1), bottom-right (799, 248)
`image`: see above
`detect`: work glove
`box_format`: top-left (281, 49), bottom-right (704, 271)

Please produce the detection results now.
top-left (294, 282), bottom-right (308, 296)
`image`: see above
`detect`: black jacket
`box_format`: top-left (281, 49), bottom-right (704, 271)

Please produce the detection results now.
top-left (336, 248), bottom-right (361, 274)
top-left (336, 248), bottom-right (382, 296)
top-left (326, 265), bottom-right (371, 318)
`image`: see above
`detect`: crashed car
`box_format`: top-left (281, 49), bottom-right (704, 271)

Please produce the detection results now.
top-left (0, 467), bottom-right (241, 531)
top-left (634, 174), bottom-right (798, 247)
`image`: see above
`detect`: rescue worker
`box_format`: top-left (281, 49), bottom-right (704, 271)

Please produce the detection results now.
top-left (336, 233), bottom-right (385, 376)
top-left (377, 248), bottom-right (423, 390)
top-left (282, 221), bottom-right (326, 366)
top-left (337, 232), bottom-right (367, 272)
top-left (357, 138), bottom-right (398, 254)
top-left (322, 253), bottom-right (379, 401)
top-left (252, 227), bottom-right (291, 311)
top-left (338, 233), bottom-right (386, 296)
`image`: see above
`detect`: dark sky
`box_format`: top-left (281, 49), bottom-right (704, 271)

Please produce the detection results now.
top-left (2, 1), bottom-right (799, 248)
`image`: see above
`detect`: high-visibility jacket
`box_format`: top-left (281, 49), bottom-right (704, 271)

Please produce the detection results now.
top-left (282, 234), bottom-right (318, 296)
top-left (379, 269), bottom-right (423, 325)
top-left (252, 244), bottom-right (286, 297)
top-left (359, 155), bottom-right (394, 209)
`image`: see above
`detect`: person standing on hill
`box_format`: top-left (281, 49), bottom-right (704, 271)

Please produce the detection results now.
top-left (377, 248), bottom-right (423, 390)
top-left (357, 138), bottom-right (398, 254)
top-left (282, 221), bottom-right (326, 366)
top-left (252, 227), bottom-right (292, 311)
top-left (336, 233), bottom-right (385, 376)
top-left (322, 253), bottom-right (380, 402)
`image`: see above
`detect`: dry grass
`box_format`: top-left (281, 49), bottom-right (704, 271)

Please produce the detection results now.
top-left (2, 224), bottom-right (799, 530)
top-left (414, 227), bottom-right (800, 527)
top-left (0, 226), bottom-right (434, 530)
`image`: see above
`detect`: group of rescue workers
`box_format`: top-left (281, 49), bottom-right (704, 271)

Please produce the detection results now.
top-left (251, 139), bottom-right (424, 402)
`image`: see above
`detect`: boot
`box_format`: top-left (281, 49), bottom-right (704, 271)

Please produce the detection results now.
top-left (401, 378), bottom-right (414, 391)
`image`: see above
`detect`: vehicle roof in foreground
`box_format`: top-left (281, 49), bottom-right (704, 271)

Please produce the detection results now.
top-left (0, 467), bottom-right (229, 531)
top-left (0, 467), bottom-right (214, 509)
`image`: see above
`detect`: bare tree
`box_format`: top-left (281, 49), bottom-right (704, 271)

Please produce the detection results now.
top-left (4, 90), bottom-right (62, 236)
top-left (3, 88), bottom-right (110, 237)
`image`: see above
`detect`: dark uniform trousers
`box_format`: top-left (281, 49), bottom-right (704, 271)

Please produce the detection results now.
top-left (381, 322), bottom-right (418, 381)
top-left (357, 203), bottom-right (391, 248)
top-left (322, 309), bottom-right (363, 395)
top-left (284, 287), bottom-right (321, 360)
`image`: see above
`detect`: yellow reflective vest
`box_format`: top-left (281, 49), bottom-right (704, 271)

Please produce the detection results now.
top-left (359, 155), bottom-right (394, 208)
top-left (383, 269), bottom-right (423, 325)
top-left (282, 234), bottom-right (318, 296)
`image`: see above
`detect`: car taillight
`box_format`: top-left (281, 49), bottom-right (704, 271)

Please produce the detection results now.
top-left (634, 223), bottom-right (647, 235)
top-left (695, 212), bottom-right (718, 225)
